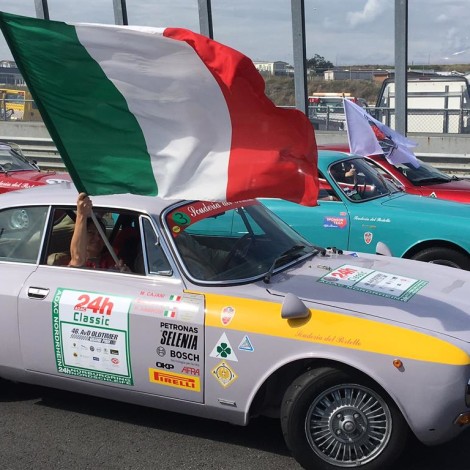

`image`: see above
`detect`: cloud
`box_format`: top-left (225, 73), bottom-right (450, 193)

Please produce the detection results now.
top-left (347, 0), bottom-right (389, 27)
top-left (436, 14), bottom-right (448, 22)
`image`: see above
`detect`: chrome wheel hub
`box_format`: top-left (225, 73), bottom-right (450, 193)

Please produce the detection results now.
top-left (305, 384), bottom-right (392, 467)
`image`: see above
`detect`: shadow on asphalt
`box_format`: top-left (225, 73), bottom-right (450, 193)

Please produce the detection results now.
top-left (2, 379), bottom-right (470, 469)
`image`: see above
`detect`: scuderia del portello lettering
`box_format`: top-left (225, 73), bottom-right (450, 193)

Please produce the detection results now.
top-left (160, 322), bottom-right (198, 350)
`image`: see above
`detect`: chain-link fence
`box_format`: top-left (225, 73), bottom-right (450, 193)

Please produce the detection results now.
top-left (4, 98), bottom-right (470, 135)
top-left (309, 105), bottom-right (470, 134)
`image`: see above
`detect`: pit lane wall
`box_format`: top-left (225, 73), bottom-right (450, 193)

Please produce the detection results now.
top-left (1, 121), bottom-right (470, 177)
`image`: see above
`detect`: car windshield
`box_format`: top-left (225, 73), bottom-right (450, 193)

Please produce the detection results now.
top-left (393, 160), bottom-right (455, 185)
top-left (0, 144), bottom-right (36, 172)
top-left (329, 157), bottom-right (400, 202)
top-left (164, 200), bottom-right (319, 283)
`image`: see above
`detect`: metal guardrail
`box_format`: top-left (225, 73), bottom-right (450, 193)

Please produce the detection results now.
top-left (2, 136), bottom-right (470, 178)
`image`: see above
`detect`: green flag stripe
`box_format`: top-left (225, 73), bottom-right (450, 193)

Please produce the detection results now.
top-left (0, 12), bottom-right (157, 196)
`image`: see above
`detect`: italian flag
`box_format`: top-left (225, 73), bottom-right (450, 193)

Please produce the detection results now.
top-left (0, 12), bottom-right (318, 206)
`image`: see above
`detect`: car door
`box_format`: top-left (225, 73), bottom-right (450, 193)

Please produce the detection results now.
top-left (0, 204), bottom-right (49, 371)
top-left (344, 198), bottom-right (401, 255)
top-left (17, 207), bottom-right (205, 403)
top-left (261, 174), bottom-right (351, 250)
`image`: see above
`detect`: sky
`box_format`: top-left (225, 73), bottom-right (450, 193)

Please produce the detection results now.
top-left (0, 0), bottom-right (469, 68)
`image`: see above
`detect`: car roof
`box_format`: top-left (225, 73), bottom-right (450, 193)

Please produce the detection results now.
top-left (0, 181), bottom-right (183, 215)
top-left (317, 149), bottom-right (356, 165)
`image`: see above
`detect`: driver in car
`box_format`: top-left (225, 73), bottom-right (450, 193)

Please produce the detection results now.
top-left (69, 193), bottom-right (129, 271)
top-left (330, 162), bottom-right (356, 184)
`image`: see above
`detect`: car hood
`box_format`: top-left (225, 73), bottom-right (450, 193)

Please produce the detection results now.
top-left (1, 169), bottom-right (71, 188)
top-left (417, 179), bottom-right (470, 202)
top-left (262, 252), bottom-right (470, 343)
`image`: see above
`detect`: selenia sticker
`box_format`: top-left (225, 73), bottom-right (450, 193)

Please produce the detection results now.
top-left (52, 288), bottom-right (133, 385)
top-left (318, 264), bottom-right (427, 302)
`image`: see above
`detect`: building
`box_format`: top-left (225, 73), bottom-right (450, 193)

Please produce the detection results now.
top-left (253, 61), bottom-right (291, 76)
top-left (0, 60), bottom-right (25, 86)
top-left (324, 68), bottom-right (389, 83)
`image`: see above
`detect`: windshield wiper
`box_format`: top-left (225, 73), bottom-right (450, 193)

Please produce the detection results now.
top-left (263, 244), bottom-right (321, 284)
top-left (414, 176), bottom-right (451, 185)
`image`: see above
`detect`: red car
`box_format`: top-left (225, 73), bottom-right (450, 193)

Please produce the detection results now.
top-left (319, 143), bottom-right (470, 203)
top-left (0, 141), bottom-right (71, 194)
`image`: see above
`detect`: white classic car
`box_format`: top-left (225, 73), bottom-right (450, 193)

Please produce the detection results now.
top-left (1, 183), bottom-right (470, 470)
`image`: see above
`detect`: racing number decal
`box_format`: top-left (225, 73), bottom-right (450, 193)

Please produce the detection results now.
top-left (74, 294), bottom-right (114, 316)
top-left (329, 267), bottom-right (358, 279)
top-left (172, 212), bottom-right (191, 226)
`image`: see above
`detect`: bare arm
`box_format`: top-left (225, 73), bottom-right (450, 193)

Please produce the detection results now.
top-left (69, 192), bottom-right (92, 267)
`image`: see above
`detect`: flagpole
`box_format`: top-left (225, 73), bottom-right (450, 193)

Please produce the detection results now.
top-left (90, 211), bottom-right (121, 267)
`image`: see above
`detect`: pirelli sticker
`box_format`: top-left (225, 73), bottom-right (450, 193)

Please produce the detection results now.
top-left (149, 368), bottom-right (201, 392)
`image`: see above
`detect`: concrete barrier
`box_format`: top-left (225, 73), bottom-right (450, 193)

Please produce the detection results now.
top-left (1, 122), bottom-right (470, 176)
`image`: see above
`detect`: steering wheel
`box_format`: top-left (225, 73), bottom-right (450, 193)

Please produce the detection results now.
top-left (353, 173), bottom-right (367, 197)
top-left (222, 233), bottom-right (255, 270)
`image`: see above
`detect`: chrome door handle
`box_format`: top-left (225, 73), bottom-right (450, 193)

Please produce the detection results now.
top-left (28, 287), bottom-right (50, 299)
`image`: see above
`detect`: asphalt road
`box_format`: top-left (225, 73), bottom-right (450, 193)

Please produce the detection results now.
top-left (0, 379), bottom-right (469, 470)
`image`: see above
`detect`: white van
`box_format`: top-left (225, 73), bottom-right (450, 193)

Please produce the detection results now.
top-left (308, 93), bottom-right (369, 130)
top-left (375, 75), bottom-right (470, 133)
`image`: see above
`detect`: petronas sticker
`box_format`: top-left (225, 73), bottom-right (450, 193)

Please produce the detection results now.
top-left (210, 332), bottom-right (238, 361)
top-left (238, 335), bottom-right (254, 352)
top-left (211, 360), bottom-right (238, 388)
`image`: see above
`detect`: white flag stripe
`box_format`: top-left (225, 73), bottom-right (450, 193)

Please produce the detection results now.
top-left (75, 24), bottom-right (232, 200)
top-left (344, 99), bottom-right (382, 156)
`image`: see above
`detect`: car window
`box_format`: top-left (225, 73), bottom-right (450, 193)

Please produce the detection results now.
top-left (44, 206), bottom-right (145, 273)
top-left (329, 158), bottom-right (396, 202)
top-left (393, 159), bottom-right (453, 185)
top-left (142, 217), bottom-right (172, 276)
top-left (165, 200), bottom-right (314, 283)
top-left (366, 159), bottom-right (404, 188)
top-left (0, 144), bottom-right (36, 171)
top-left (318, 171), bottom-right (341, 201)
top-left (0, 206), bottom-right (48, 262)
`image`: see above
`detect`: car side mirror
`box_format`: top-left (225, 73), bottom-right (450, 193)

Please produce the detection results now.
top-left (281, 293), bottom-right (310, 320)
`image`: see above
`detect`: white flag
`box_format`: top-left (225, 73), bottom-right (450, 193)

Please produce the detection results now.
top-left (344, 99), bottom-right (420, 168)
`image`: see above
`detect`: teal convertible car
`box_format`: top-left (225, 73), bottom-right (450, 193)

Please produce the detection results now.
top-left (262, 150), bottom-right (470, 270)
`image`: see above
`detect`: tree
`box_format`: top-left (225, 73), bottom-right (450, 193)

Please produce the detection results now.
top-left (306, 54), bottom-right (334, 73)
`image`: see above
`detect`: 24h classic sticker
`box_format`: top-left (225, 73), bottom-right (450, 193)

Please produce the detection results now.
top-left (318, 264), bottom-right (427, 302)
top-left (52, 288), bottom-right (133, 385)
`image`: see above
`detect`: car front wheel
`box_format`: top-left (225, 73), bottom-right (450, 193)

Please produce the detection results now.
top-left (411, 247), bottom-right (470, 270)
top-left (281, 367), bottom-right (408, 470)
